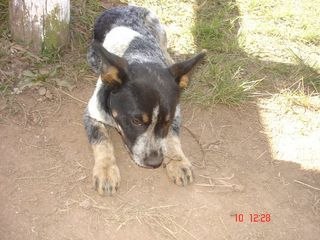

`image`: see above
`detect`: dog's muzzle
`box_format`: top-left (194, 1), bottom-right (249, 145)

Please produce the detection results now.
top-left (143, 150), bottom-right (163, 168)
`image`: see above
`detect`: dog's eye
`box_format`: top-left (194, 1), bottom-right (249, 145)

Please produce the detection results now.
top-left (131, 118), bottom-right (143, 126)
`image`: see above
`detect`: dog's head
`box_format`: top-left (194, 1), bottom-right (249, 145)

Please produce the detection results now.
top-left (92, 41), bottom-right (205, 168)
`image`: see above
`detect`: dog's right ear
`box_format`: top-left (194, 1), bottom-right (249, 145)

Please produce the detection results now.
top-left (91, 41), bottom-right (129, 87)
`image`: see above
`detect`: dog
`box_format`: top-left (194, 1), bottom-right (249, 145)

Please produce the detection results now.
top-left (84, 6), bottom-right (205, 195)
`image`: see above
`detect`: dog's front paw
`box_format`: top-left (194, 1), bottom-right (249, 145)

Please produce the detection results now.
top-left (166, 160), bottom-right (193, 186)
top-left (93, 164), bottom-right (120, 196)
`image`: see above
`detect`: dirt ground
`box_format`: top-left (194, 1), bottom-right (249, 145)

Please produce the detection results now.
top-left (1, 82), bottom-right (320, 240)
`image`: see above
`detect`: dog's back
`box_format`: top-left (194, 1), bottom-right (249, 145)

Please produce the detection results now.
top-left (88, 6), bottom-right (171, 73)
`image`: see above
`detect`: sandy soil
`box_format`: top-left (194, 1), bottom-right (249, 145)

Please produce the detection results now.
top-left (1, 82), bottom-right (319, 240)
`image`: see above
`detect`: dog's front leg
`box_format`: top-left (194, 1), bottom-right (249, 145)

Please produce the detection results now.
top-left (84, 116), bottom-right (120, 196)
top-left (164, 107), bottom-right (193, 186)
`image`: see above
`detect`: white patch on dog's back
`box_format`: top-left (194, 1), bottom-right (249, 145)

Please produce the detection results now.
top-left (103, 26), bottom-right (141, 57)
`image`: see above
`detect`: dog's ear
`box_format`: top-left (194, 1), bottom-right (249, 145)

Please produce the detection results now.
top-left (91, 40), bottom-right (129, 87)
top-left (168, 50), bottom-right (206, 89)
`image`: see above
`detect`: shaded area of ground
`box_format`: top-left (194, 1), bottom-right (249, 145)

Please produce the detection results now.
top-left (0, 81), bottom-right (319, 240)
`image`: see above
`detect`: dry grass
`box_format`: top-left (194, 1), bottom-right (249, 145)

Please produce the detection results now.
top-left (77, 196), bottom-right (198, 240)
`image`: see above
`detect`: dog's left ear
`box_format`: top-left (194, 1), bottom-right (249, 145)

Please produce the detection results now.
top-left (91, 40), bottom-right (129, 87)
top-left (168, 50), bottom-right (206, 89)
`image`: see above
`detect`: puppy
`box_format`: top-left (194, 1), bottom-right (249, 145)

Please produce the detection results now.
top-left (84, 6), bottom-right (205, 195)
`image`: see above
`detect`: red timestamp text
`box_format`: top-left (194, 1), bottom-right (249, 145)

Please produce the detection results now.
top-left (235, 213), bottom-right (271, 223)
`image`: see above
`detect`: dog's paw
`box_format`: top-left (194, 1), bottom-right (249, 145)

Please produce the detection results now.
top-left (166, 160), bottom-right (193, 186)
top-left (93, 164), bottom-right (120, 196)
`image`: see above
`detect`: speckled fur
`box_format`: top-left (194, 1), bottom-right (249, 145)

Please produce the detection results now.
top-left (87, 6), bottom-right (172, 74)
top-left (84, 6), bottom-right (203, 195)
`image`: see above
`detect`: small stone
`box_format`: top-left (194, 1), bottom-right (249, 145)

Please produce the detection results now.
top-left (38, 67), bottom-right (50, 75)
top-left (45, 90), bottom-right (53, 100)
top-left (233, 184), bottom-right (245, 192)
top-left (38, 87), bottom-right (46, 96)
top-left (79, 199), bottom-right (92, 210)
top-left (12, 88), bottom-right (22, 95)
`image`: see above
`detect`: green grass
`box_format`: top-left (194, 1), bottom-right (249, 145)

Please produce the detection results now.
top-left (186, 0), bottom-right (320, 105)
top-left (0, 0), bottom-right (319, 107)
top-left (0, 0), bottom-right (8, 35)
top-left (239, 0), bottom-right (320, 45)
top-left (183, 54), bottom-right (261, 105)
top-left (192, 0), bottom-right (239, 53)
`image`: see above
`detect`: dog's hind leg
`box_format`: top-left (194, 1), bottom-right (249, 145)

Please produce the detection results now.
top-left (164, 106), bottom-right (193, 186)
top-left (84, 115), bottom-right (120, 196)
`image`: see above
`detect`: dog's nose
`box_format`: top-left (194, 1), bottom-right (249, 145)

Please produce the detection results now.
top-left (144, 151), bottom-right (163, 168)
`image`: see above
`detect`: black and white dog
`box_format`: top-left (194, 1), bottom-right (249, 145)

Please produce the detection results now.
top-left (84, 6), bottom-right (205, 195)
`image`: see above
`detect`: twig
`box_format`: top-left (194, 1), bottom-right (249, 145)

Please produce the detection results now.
top-left (16, 172), bottom-right (57, 180)
top-left (15, 101), bottom-right (27, 127)
top-left (116, 218), bottom-right (132, 231)
top-left (199, 174), bottom-right (234, 180)
top-left (182, 125), bottom-right (206, 168)
top-left (43, 165), bottom-right (61, 171)
top-left (219, 216), bottom-right (232, 239)
top-left (165, 215), bottom-right (199, 240)
top-left (19, 138), bottom-right (55, 149)
top-left (256, 150), bottom-right (267, 160)
top-left (149, 205), bottom-right (178, 210)
top-left (74, 159), bottom-right (89, 169)
top-left (145, 215), bottom-right (178, 240)
top-left (53, 86), bottom-right (62, 114)
top-left (313, 198), bottom-right (320, 208)
top-left (196, 183), bottom-right (234, 187)
top-left (59, 89), bottom-right (87, 105)
top-left (11, 43), bottom-right (42, 61)
top-left (294, 180), bottom-right (320, 191)
top-left (80, 187), bottom-right (97, 204)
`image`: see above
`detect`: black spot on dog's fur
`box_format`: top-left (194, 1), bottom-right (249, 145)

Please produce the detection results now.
top-left (83, 113), bottom-right (107, 144)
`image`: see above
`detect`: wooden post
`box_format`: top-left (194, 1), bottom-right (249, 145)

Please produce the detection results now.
top-left (9, 0), bottom-right (70, 54)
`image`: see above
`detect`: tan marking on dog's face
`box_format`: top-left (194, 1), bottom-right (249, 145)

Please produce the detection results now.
top-left (142, 113), bottom-right (149, 124)
top-left (179, 75), bottom-right (189, 88)
top-left (101, 66), bottom-right (122, 84)
top-left (112, 109), bottom-right (118, 118)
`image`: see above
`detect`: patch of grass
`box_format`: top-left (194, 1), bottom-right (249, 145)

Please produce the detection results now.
top-left (0, 0), bottom-right (8, 35)
top-left (184, 54), bottom-right (261, 105)
top-left (281, 90), bottom-right (320, 111)
top-left (0, 0), bottom-right (104, 94)
top-left (238, 0), bottom-right (320, 45)
top-left (291, 54), bottom-right (320, 92)
top-left (192, 0), bottom-right (239, 53)
top-left (184, 0), bottom-right (264, 105)
top-left (1, 0), bottom-right (319, 108)
top-left (70, 0), bottom-right (104, 53)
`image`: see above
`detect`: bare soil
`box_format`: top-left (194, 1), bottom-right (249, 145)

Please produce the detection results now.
top-left (1, 82), bottom-right (320, 240)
